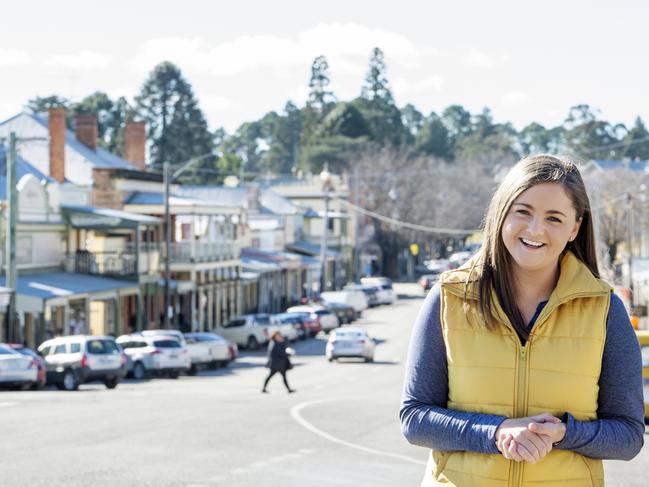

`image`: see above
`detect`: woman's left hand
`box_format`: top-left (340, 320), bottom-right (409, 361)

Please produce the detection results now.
top-left (527, 419), bottom-right (566, 445)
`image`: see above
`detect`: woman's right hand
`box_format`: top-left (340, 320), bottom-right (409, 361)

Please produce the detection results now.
top-left (495, 414), bottom-right (558, 463)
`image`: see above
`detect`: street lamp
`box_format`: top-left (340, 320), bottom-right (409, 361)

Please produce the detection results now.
top-left (319, 164), bottom-right (333, 293)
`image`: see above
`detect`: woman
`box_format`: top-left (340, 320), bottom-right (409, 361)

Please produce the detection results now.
top-left (262, 331), bottom-right (295, 393)
top-left (400, 155), bottom-right (644, 486)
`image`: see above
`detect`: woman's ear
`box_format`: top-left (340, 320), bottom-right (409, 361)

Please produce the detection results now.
top-left (569, 217), bottom-right (582, 242)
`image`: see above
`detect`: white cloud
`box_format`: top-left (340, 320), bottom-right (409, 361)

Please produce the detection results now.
top-left (0, 48), bottom-right (31, 67)
top-left (501, 91), bottom-right (531, 108)
top-left (200, 94), bottom-right (234, 112)
top-left (45, 50), bottom-right (111, 71)
top-left (132, 22), bottom-right (437, 78)
top-left (463, 48), bottom-right (495, 68)
top-left (394, 75), bottom-right (444, 96)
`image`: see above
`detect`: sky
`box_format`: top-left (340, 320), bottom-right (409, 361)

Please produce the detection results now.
top-left (2, 0), bottom-right (649, 134)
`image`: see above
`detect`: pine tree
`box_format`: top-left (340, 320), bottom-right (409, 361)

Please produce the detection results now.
top-left (307, 55), bottom-right (335, 114)
top-left (360, 47), bottom-right (394, 104)
top-left (135, 61), bottom-right (214, 166)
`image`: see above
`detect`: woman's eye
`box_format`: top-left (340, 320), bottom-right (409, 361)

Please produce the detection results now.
top-left (547, 216), bottom-right (561, 223)
top-left (516, 209), bottom-right (530, 215)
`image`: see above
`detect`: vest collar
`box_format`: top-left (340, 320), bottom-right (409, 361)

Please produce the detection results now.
top-left (440, 251), bottom-right (611, 327)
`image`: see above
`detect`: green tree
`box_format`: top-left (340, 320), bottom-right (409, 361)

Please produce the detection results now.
top-left (355, 47), bottom-right (406, 147)
top-left (518, 122), bottom-right (566, 155)
top-left (401, 103), bottom-right (424, 144)
top-left (135, 61), bottom-right (214, 167)
top-left (620, 117), bottom-right (649, 160)
top-left (307, 55), bottom-right (336, 114)
top-left (563, 104), bottom-right (620, 160)
top-left (26, 95), bottom-right (70, 113)
top-left (415, 112), bottom-right (452, 159)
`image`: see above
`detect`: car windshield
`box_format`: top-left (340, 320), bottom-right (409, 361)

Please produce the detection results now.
top-left (86, 340), bottom-right (120, 355)
top-left (255, 315), bottom-right (270, 324)
top-left (0, 345), bottom-right (17, 355)
top-left (153, 339), bottom-right (181, 348)
top-left (315, 310), bottom-right (332, 316)
top-left (335, 332), bottom-right (365, 340)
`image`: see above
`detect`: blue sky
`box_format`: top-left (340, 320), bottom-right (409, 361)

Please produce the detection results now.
top-left (2, 0), bottom-right (648, 133)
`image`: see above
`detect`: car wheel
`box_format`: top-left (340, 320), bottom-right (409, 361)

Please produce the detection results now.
top-left (247, 336), bottom-right (259, 350)
top-left (187, 364), bottom-right (198, 376)
top-left (328, 357), bottom-right (335, 362)
top-left (168, 369), bottom-right (180, 379)
top-left (62, 369), bottom-right (79, 391)
top-left (133, 362), bottom-right (147, 380)
top-left (208, 360), bottom-right (219, 370)
top-left (104, 377), bottom-right (119, 389)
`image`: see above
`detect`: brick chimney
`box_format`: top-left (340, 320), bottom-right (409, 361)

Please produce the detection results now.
top-left (48, 107), bottom-right (66, 183)
top-left (124, 121), bottom-right (146, 170)
top-left (74, 114), bottom-right (98, 151)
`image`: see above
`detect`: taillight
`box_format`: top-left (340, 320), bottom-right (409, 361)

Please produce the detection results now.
top-left (150, 350), bottom-right (161, 355)
top-left (80, 355), bottom-right (88, 368)
top-left (120, 353), bottom-right (127, 365)
top-left (29, 359), bottom-right (38, 369)
top-left (262, 328), bottom-right (268, 337)
top-left (357, 340), bottom-right (366, 345)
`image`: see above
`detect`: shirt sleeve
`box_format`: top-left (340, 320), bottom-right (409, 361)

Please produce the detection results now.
top-left (399, 284), bottom-right (507, 454)
top-left (554, 293), bottom-right (645, 460)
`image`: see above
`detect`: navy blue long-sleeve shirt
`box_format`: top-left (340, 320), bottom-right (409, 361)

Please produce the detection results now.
top-left (400, 284), bottom-right (645, 460)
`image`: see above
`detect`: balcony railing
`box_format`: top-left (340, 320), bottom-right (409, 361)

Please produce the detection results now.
top-left (166, 241), bottom-right (240, 265)
top-left (304, 234), bottom-right (349, 250)
top-left (65, 246), bottom-right (160, 278)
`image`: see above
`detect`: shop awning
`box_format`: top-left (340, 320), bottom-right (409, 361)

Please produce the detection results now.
top-left (0, 272), bottom-right (139, 313)
top-left (61, 205), bottom-right (160, 230)
top-left (241, 248), bottom-right (302, 270)
top-left (286, 240), bottom-right (341, 258)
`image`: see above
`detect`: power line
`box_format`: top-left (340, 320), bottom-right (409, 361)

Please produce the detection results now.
top-left (334, 197), bottom-right (481, 235)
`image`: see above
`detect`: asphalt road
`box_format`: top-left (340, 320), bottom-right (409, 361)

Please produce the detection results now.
top-left (0, 283), bottom-right (646, 486)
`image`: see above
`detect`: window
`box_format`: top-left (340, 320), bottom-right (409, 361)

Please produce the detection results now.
top-left (86, 340), bottom-right (119, 355)
top-left (70, 343), bottom-right (81, 353)
top-left (54, 344), bottom-right (67, 354)
top-left (225, 319), bottom-right (246, 328)
top-left (153, 340), bottom-right (181, 348)
top-left (328, 218), bottom-right (334, 232)
top-left (0, 345), bottom-right (14, 355)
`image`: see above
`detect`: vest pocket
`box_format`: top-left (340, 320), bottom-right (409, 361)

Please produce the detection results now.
top-left (580, 455), bottom-right (604, 487)
top-left (431, 450), bottom-right (453, 480)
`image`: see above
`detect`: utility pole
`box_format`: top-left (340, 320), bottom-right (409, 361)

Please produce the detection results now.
top-left (163, 162), bottom-right (172, 329)
top-left (320, 190), bottom-right (330, 293)
top-left (5, 133), bottom-right (17, 342)
top-left (353, 165), bottom-right (361, 282)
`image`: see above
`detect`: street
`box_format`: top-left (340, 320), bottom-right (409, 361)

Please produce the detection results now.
top-left (0, 283), bottom-right (647, 486)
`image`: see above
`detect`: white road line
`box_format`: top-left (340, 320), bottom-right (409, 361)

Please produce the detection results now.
top-left (290, 398), bottom-right (426, 466)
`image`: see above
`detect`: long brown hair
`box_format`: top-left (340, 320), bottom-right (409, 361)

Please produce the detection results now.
top-left (472, 154), bottom-right (599, 340)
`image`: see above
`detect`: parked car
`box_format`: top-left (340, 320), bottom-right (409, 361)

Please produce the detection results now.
top-left (361, 277), bottom-right (397, 304)
top-left (419, 274), bottom-right (440, 292)
top-left (286, 305), bottom-right (339, 332)
top-left (325, 327), bottom-right (375, 362)
top-left (37, 336), bottom-right (127, 391)
top-left (281, 311), bottom-right (322, 337)
top-left (117, 334), bottom-right (191, 379)
top-left (321, 290), bottom-right (368, 317)
top-left (416, 258), bottom-right (451, 277)
top-left (269, 314), bottom-right (300, 342)
top-left (138, 329), bottom-right (186, 346)
top-left (636, 330), bottom-right (649, 422)
top-left (184, 332), bottom-right (234, 373)
top-left (215, 314), bottom-right (270, 350)
top-left (448, 251), bottom-right (473, 268)
top-left (344, 283), bottom-right (379, 307)
top-left (6, 343), bottom-right (46, 389)
top-left (0, 343), bottom-right (39, 389)
top-left (323, 301), bottom-right (357, 324)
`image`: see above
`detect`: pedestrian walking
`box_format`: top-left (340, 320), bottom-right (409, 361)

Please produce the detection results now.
top-left (400, 154), bottom-right (644, 486)
top-left (262, 331), bottom-right (295, 393)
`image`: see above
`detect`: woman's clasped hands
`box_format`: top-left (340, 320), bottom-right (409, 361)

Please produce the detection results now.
top-left (495, 413), bottom-right (566, 464)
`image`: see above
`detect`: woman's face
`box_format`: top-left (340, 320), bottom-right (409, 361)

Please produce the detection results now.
top-left (501, 183), bottom-right (582, 274)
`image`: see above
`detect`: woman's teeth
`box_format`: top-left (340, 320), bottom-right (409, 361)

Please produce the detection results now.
top-left (521, 238), bottom-right (544, 248)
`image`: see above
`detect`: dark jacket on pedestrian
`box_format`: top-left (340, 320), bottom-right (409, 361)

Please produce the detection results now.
top-left (265, 340), bottom-right (292, 372)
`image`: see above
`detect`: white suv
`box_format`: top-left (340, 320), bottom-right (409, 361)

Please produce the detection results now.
top-left (116, 334), bottom-right (191, 379)
top-left (37, 335), bottom-right (127, 391)
top-left (214, 314), bottom-right (270, 350)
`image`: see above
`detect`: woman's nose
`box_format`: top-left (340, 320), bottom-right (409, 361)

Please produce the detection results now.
top-left (527, 217), bottom-right (544, 235)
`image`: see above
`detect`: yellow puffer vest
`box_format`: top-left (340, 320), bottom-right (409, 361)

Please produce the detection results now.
top-left (425, 251), bottom-right (611, 487)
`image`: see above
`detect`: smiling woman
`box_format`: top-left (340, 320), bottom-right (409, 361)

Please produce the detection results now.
top-left (400, 154), bottom-right (645, 487)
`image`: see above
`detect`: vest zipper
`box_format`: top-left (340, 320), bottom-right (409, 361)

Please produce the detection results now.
top-left (512, 343), bottom-right (529, 487)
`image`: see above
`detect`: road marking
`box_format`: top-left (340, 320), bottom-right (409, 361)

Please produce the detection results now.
top-left (290, 398), bottom-right (426, 465)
